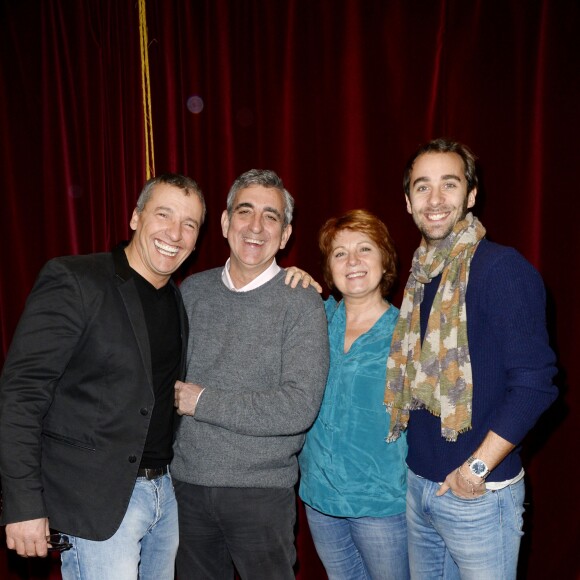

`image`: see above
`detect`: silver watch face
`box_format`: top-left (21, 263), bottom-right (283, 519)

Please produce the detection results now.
top-left (470, 459), bottom-right (488, 476)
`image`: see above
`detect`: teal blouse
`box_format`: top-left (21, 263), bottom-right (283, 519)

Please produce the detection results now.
top-left (299, 296), bottom-right (407, 517)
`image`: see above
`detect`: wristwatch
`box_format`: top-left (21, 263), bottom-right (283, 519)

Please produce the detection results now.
top-left (467, 455), bottom-right (490, 479)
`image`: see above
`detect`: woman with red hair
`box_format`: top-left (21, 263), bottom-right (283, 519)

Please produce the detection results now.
top-left (299, 210), bottom-right (409, 579)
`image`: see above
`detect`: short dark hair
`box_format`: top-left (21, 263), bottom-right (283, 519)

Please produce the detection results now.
top-left (136, 173), bottom-right (206, 224)
top-left (318, 209), bottom-right (397, 298)
top-left (403, 138), bottom-right (478, 196)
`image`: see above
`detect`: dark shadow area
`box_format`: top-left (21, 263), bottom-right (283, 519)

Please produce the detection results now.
top-left (518, 286), bottom-right (571, 579)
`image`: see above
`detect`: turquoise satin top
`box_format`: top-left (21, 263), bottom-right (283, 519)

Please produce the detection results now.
top-left (299, 296), bottom-right (407, 517)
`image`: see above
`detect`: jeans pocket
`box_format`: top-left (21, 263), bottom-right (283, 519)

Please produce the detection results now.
top-left (449, 488), bottom-right (492, 502)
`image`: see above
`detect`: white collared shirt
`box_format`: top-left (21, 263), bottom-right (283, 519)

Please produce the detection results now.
top-left (221, 258), bottom-right (281, 292)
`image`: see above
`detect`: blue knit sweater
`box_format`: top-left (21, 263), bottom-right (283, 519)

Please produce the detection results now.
top-left (407, 239), bottom-right (558, 483)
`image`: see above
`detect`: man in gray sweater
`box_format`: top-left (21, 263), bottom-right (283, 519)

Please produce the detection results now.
top-left (172, 169), bottom-right (330, 580)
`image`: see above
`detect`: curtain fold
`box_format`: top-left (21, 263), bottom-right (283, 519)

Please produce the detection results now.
top-left (1, 1), bottom-right (578, 578)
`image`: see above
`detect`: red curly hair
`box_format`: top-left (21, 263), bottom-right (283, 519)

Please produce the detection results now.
top-left (318, 209), bottom-right (398, 298)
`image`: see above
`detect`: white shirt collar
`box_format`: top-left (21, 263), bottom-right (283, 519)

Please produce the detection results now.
top-left (221, 258), bottom-right (281, 292)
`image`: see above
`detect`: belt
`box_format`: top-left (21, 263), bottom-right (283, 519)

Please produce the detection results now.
top-left (137, 466), bottom-right (169, 480)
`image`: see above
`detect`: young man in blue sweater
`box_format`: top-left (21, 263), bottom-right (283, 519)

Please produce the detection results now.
top-left (384, 138), bottom-right (558, 579)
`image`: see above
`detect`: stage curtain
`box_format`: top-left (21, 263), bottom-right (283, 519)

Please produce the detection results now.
top-left (0, 1), bottom-right (578, 578)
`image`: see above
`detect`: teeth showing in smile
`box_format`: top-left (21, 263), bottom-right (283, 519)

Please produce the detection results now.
top-left (244, 237), bottom-right (265, 245)
top-left (427, 212), bottom-right (449, 221)
top-left (346, 272), bottom-right (366, 279)
top-left (155, 240), bottom-right (179, 257)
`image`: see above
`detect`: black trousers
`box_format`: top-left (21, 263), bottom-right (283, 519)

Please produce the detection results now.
top-left (174, 480), bottom-right (296, 580)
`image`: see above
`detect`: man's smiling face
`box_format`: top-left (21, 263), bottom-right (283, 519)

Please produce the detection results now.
top-left (126, 183), bottom-right (203, 287)
top-left (406, 152), bottom-right (477, 248)
top-left (221, 185), bottom-right (292, 286)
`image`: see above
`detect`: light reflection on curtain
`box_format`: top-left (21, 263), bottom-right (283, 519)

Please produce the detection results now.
top-left (0, 1), bottom-right (578, 578)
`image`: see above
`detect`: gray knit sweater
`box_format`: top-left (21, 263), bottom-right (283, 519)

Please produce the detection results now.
top-left (172, 268), bottom-right (329, 488)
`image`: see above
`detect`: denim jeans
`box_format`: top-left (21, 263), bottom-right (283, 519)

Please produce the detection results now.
top-left (174, 480), bottom-right (296, 580)
top-left (406, 469), bottom-right (525, 580)
top-left (305, 504), bottom-right (410, 580)
top-left (60, 472), bottom-right (178, 580)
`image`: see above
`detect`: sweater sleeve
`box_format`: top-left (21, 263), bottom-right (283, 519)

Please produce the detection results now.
top-left (193, 297), bottom-right (330, 437)
top-left (483, 249), bottom-right (557, 445)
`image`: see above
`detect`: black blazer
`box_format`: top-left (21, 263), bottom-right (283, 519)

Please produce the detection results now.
top-left (0, 246), bottom-right (188, 540)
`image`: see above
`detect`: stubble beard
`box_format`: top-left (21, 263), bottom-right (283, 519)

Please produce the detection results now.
top-left (416, 197), bottom-right (471, 247)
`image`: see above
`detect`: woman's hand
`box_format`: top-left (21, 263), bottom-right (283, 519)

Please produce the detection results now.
top-left (284, 267), bottom-right (322, 293)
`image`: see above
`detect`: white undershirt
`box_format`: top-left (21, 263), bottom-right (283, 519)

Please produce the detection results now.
top-left (434, 468), bottom-right (525, 490)
top-left (484, 468), bottom-right (525, 491)
top-left (221, 258), bottom-right (281, 292)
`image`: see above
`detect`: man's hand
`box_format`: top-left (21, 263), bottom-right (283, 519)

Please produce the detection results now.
top-left (284, 267), bottom-right (323, 293)
top-left (437, 430), bottom-right (514, 498)
top-left (174, 380), bottom-right (205, 416)
top-left (437, 464), bottom-right (486, 499)
top-left (5, 518), bottom-right (50, 558)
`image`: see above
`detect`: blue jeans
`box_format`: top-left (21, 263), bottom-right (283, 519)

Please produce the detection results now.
top-left (60, 472), bottom-right (178, 580)
top-left (406, 469), bottom-right (525, 580)
top-left (305, 504), bottom-right (410, 580)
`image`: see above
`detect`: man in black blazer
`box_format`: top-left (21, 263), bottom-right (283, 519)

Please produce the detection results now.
top-left (0, 173), bottom-right (205, 579)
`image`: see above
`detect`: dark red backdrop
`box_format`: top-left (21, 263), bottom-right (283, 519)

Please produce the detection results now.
top-left (1, 1), bottom-right (578, 578)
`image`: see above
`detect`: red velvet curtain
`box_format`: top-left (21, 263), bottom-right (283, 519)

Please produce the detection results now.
top-left (1, 1), bottom-right (578, 578)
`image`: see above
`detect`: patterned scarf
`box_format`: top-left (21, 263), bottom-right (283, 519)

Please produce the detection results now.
top-left (384, 212), bottom-right (486, 442)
